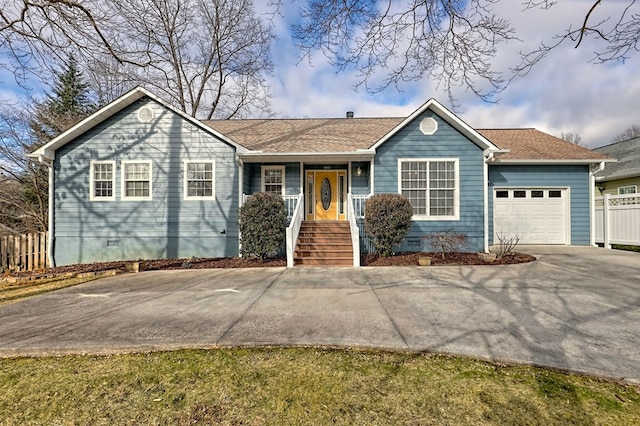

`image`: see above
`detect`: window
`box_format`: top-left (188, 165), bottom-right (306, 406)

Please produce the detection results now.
top-left (531, 190), bottom-right (544, 198)
top-left (496, 191), bottom-right (509, 198)
top-left (619, 185), bottom-right (637, 195)
top-left (549, 190), bottom-right (562, 198)
top-left (261, 166), bottom-right (285, 195)
top-left (90, 161), bottom-right (115, 201)
top-left (399, 159), bottom-right (458, 219)
top-left (185, 161), bottom-right (215, 199)
top-left (514, 190), bottom-right (526, 198)
top-left (122, 161), bottom-right (152, 200)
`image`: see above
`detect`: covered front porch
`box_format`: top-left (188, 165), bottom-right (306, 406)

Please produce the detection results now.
top-left (238, 157), bottom-right (371, 267)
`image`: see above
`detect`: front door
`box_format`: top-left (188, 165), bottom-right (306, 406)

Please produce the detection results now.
top-left (306, 170), bottom-right (347, 221)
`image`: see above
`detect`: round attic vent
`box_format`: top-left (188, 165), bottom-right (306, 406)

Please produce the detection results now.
top-left (138, 106), bottom-right (155, 123)
top-left (420, 117), bottom-right (438, 135)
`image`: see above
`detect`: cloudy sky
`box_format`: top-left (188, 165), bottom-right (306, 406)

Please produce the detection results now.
top-left (1, 1), bottom-right (637, 150)
top-left (262, 0), bottom-right (640, 149)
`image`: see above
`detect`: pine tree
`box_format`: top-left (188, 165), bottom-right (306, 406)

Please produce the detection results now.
top-left (0, 56), bottom-right (98, 233)
top-left (31, 55), bottom-right (98, 143)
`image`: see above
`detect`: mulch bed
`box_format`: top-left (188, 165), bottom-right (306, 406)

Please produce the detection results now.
top-left (5, 251), bottom-right (535, 280)
top-left (361, 252), bottom-right (536, 266)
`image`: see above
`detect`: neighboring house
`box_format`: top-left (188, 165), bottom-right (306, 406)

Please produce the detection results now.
top-left (593, 137), bottom-right (640, 195)
top-left (29, 87), bottom-right (611, 267)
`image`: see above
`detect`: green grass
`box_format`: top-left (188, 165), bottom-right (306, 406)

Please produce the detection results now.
top-left (0, 348), bottom-right (638, 425)
top-left (612, 244), bottom-right (640, 253)
top-left (0, 275), bottom-right (99, 306)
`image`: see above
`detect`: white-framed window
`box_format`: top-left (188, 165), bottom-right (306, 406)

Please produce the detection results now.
top-left (89, 161), bottom-right (116, 201)
top-left (184, 161), bottom-right (215, 199)
top-left (122, 161), bottom-right (152, 200)
top-left (261, 165), bottom-right (285, 195)
top-left (398, 158), bottom-right (459, 220)
top-left (618, 185), bottom-right (637, 195)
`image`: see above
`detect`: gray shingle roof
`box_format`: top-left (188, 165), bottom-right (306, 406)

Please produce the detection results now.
top-left (203, 118), bottom-right (610, 161)
top-left (594, 137), bottom-right (640, 180)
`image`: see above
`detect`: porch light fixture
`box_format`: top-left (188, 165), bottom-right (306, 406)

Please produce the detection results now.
top-left (357, 167), bottom-right (363, 176)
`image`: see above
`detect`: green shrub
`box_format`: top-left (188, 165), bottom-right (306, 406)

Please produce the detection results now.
top-left (239, 192), bottom-right (287, 260)
top-left (364, 193), bottom-right (413, 257)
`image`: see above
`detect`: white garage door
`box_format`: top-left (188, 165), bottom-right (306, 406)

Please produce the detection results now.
top-left (494, 188), bottom-right (568, 244)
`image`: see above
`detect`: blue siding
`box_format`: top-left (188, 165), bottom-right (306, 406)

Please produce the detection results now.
top-left (245, 162), bottom-right (301, 195)
top-left (374, 110), bottom-right (486, 252)
top-left (53, 97), bottom-right (239, 265)
top-left (488, 165), bottom-right (591, 245)
top-left (351, 161), bottom-right (371, 195)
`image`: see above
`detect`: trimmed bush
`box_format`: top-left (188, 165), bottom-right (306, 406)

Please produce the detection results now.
top-left (239, 192), bottom-right (287, 260)
top-left (364, 193), bottom-right (413, 257)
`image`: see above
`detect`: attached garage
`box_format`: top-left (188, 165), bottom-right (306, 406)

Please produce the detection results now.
top-left (493, 188), bottom-right (569, 244)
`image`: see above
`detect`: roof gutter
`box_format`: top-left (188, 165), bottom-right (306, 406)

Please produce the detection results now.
top-left (493, 159), bottom-right (616, 165)
top-left (238, 150), bottom-right (376, 163)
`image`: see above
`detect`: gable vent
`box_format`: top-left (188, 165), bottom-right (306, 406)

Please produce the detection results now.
top-left (420, 117), bottom-right (438, 135)
top-left (138, 106), bottom-right (155, 123)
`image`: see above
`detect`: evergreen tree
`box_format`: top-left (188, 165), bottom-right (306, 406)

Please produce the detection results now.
top-left (32, 56), bottom-right (98, 143)
top-left (0, 56), bottom-right (98, 233)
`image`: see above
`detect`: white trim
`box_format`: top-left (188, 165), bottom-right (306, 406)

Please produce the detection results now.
top-left (371, 99), bottom-right (500, 152)
top-left (121, 160), bottom-right (153, 201)
top-left (184, 160), bottom-right (216, 200)
top-left (48, 165), bottom-right (55, 267)
top-left (495, 159), bottom-right (614, 165)
top-left (28, 86), bottom-right (247, 162)
top-left (618, 185), bottom-right (638, 195)
top-left (239, 152), bottom-right (375, 163)
top-left (419, 117), bottom-right (438, 135)
top-left (397, 158), bottom-right (460, 221)
top-left (89, 160), bottom-right (116, 201)
top-left (483, 152), bottom-right (490, 252)
top-left (261, 165), bottom-right (286, 195)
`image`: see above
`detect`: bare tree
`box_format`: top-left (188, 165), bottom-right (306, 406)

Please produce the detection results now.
top-left (276, 0), bottom-right (640, 101)
top-left (0, 57), bottom-right (97, 233)
top-left (0, 105), bottom-right (48, 233)
top-left (1, 0), bottom-right (274, 118)
top-left (3, 1), bottom-right (639, 105)
top-left (516, 1), bottom-right (640, 76)
top-left (612, 124), bottom-right (640, 143)
top-left (559, 132), bottom-right (583, 146)
top-left (291, 0), bottom-right (516, 103)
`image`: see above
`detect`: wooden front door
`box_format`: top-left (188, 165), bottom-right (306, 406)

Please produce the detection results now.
top-left (306, 170), bottom-right (347, 221)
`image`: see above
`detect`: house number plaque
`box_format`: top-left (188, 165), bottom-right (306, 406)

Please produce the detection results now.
top-left (321, 178), bottom-right (332, 210)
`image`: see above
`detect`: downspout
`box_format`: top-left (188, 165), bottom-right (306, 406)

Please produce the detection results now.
top-left (236, 156), bottom-right (244, 257)
top-left (482, 151), bottom-right (494, 253)
top-left (46, 158), bottom-right (56, 267)
top-left (590, 161), bottom-right (605, 247)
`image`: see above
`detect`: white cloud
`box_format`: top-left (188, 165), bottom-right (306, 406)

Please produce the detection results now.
top-left (2, 1), bottom-right (638, 149)
top-left (265, 0), bottom-right (640, 148)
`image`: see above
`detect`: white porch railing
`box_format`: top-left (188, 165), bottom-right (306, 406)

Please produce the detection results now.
top-left (347, 193), bottom-right (361, 267)
top-left (351, 194), bottom-right (369, 219)
top-left (286, 193), bottom-right (305, 267)
top-left (595, 194), bottom-right (640, 247)
top-left (243, 193), bottom-right (300, 221)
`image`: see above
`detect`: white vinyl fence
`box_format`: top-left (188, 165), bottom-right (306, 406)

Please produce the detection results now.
top-left (594, 194), bottom-right (640, 247)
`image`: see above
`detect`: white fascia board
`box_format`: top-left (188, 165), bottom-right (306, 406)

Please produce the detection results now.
top-left (238, 151), bottom-right (375, 163)
top-left (595, 171), bottom-right (640, 181)
top-left (28, 88), bottom-right (148, 162)
top-left (369, 98), bottom-right (501, 152)
top-left (28, 86), bottom-right (248, 163)
top-left (493, 159), bottom-right (617, 165)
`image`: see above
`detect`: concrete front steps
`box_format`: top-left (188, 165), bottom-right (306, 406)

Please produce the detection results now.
top-left (294, 221), bottom-right (354, 266)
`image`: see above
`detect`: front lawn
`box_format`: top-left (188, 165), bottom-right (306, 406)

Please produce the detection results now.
top-left (1, 348), bottom-right (638, 425)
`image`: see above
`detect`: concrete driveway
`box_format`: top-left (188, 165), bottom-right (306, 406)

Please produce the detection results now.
top-left (0, 246), bottom-right (638, 383)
